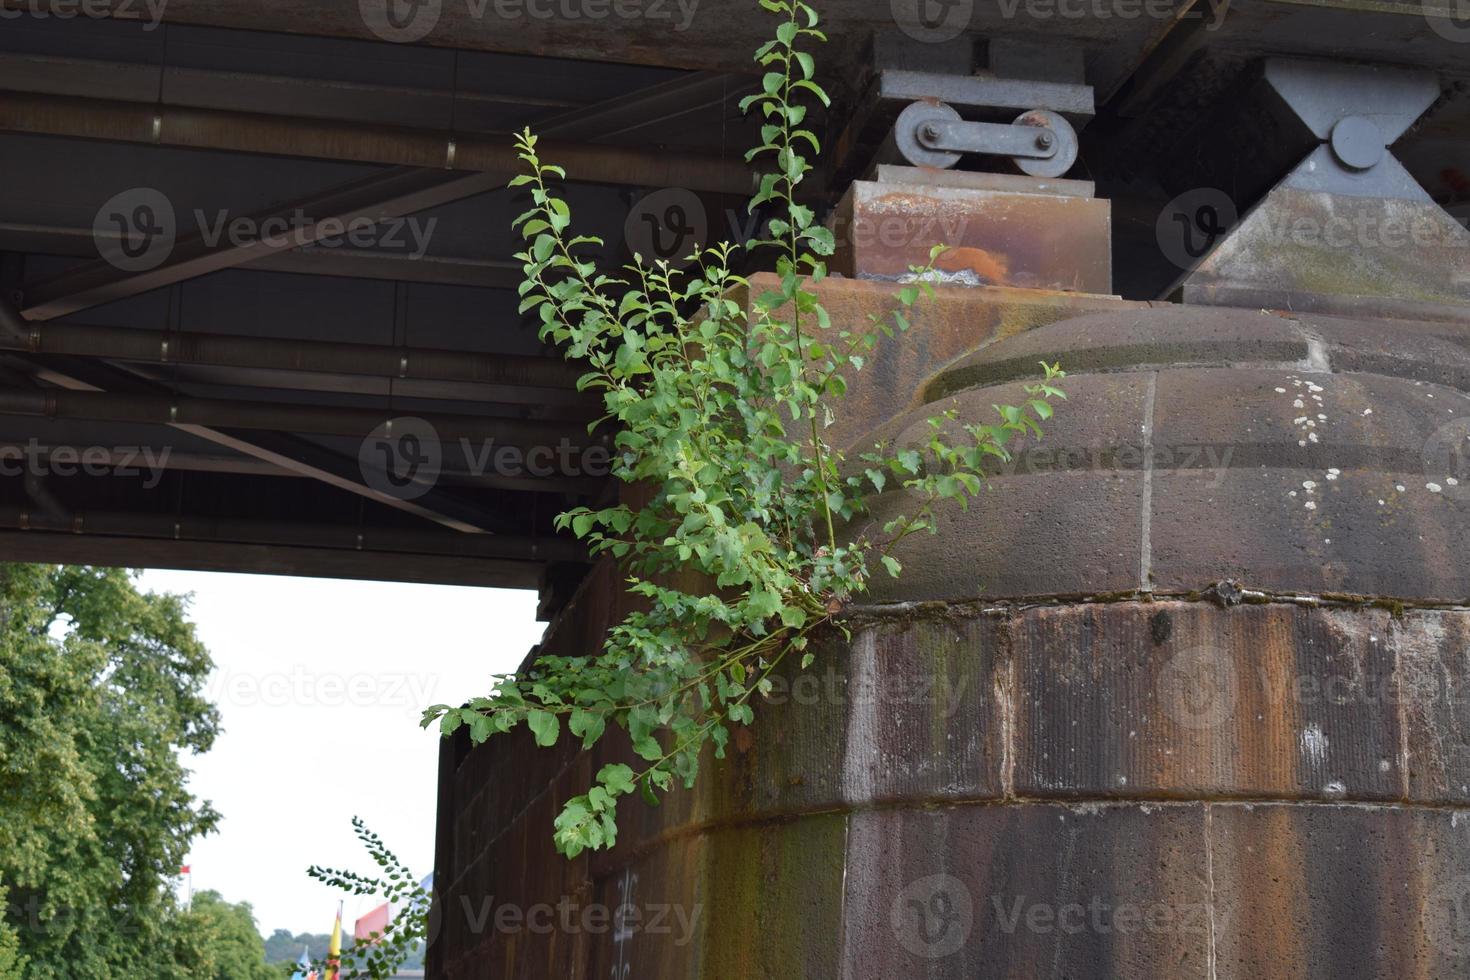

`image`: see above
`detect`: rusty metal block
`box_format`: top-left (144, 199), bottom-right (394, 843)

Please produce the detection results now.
top-left (829, 179), bottom-right (1112, 294)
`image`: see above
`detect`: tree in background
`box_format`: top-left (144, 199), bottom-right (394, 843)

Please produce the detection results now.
top-left (181, 891), bottom-right (279, 980)
top-left (0, 564), bottom-right (221, 978)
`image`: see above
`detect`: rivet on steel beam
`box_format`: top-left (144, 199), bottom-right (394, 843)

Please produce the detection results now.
top-left (28, 327), bottom-right (41, 353)
top-left (168, 404), bottom-right (178, 423)
top-left (356, 533), bottom-right (365, 551)
top-left (1036, 131), bottom-right (1055, 150)
top-left (18, 511), bottom-right (29, 531)
top-left (71, 516), bottom-right (83, 534)
top-left (160, 339), bottom-right (170, 362)
top-left (151, 112), bottom-right (163, 143)
top-left (399, 355), bottom-right (409, 378)
top-left (445, 139), bottom-right (458, 170)
top-left (173, 521), bottom-right (181, 540)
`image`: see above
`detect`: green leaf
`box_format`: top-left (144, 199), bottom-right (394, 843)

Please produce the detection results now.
top-left (527, 710), bottom-right (560, 748)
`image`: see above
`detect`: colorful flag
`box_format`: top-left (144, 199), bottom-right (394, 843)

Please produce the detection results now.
top-left (354, 901), bottom-right (390, 943)
top-left (326, 901), bottom-right (343, 980)
top-left (178, 865), bottom-right (191, 875)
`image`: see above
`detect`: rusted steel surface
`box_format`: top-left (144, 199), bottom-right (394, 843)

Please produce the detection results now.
top-left (829, 180), bottom-right (1113, 295)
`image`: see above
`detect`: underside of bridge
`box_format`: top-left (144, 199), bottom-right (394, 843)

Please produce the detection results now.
top-left (5, 1), bottom-right (1470, 977)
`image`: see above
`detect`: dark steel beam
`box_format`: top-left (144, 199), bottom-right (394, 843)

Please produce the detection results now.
top-left (0, 529), bottom-right (548, 590)
top-left (0, 386), bottom-right (590, 446)
top-left (20, 165), bottom-right (508, 320)
top-left (0, 503), bottom-right (582, 563)
top-left (0, 222), bottom-right (525, 290)
top-left (535, 70), bottom-right (756, 142)
top-left (0, 442), bottom-right (603, 494)
top-left (0, 91), bottom-right (753, 193)
top-left (0, 53), bottom-right (583, 124)
top-left (1, 320), bottom-right (585, 391)
top-left (4, 345), bottom-right (520, 534)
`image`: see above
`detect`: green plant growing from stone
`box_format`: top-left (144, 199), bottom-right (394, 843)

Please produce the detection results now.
top-left (422, 0), bottom-right (1065, 859)
top-left (306, 818), bottom-right (429, 979)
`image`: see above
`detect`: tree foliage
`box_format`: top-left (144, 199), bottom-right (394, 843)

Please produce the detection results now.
top-left (0, 564), bottom-right (221, 978)
top-left (180, 891), bottom-right (280, 980)
top-left (423, 0), bottom-right (1064, 858)
top-left (306, 818), bottom-right (429, 980)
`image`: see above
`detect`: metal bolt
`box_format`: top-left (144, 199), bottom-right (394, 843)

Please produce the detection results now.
top-left (1035, 131), bottom-right (1055, 150)
top-left (921, 123), bottom-right (941, 143)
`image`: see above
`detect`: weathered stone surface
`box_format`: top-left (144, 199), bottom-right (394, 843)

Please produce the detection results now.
top-left (1148, 366), bottom-right (1470, 600)
top-left (1209, 803), bottom-right (1470, 980)
top-left (863, 371), bottom-right (1153, 602)
top-left (866, 304), bottom-right (1470, 602)
top-left (1183, 188), bottom-right (1470, 323)
top-left (1392, 612), bottom-right (1470, 804)
top-left (735, 274), bottom-right (1143, 452)
top-left (1012, 603), bottom-right (1404, 802)
top-left (841, 803), bottom-right (1211, 979)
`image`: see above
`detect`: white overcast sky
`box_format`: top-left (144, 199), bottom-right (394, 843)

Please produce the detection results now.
top-left (138, 569), bottom-right (541, 939)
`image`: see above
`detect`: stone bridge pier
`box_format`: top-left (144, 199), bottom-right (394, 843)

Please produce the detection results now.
top-left (430, 44), bottom-right (1470, 980)
top-left (431, 274), bottom-right (1470, 978)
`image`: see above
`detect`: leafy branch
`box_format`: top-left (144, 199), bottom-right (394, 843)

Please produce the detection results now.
top-left (306, 818), bottom-right (428, 980)
top-left (422, 0), bottom-right (1065, 859)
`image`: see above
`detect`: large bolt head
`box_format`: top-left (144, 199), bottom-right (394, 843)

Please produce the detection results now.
top-left (1330, 116), bottom-right (1386, 171)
